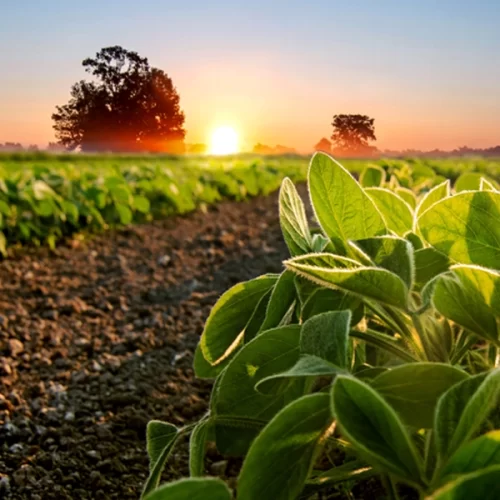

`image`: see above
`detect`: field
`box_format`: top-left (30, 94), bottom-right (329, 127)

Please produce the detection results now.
top-left (1, 152), bottom-right (499, 255)
top-left (1, 153), bottom-right (500, 500)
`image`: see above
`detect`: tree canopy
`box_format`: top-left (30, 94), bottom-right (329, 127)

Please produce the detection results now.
top-left (52, 46), bottom-right (186, 153)
top-left (331, 114), bottom-right (377, 157)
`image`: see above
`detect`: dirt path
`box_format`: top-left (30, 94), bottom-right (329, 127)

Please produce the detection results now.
top-left (0, 190), bottom-right (291, 499)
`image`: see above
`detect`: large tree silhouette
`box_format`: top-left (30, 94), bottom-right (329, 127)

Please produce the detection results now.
top-left (331, 114), bottom-right (377, 156)
top-left (52, 46), bottom-right (186, 153)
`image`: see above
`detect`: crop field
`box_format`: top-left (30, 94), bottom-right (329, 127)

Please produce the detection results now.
top-left (1, 153), bottom-right (500, 500)
top-left (0, 152), bottom-right (499, 255)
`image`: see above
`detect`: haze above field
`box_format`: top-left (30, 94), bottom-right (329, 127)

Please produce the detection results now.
top-left (1, 0), bottom-right (499, 152)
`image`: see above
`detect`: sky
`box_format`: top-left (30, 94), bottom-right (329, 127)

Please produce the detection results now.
top-left (1, 0), bottom-right (499, 152)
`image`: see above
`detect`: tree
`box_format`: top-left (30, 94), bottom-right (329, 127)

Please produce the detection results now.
top-left (52, 46), bottom-right (186, 153)
top-left (330, 114), bottom-right (377, 157)
top-left (314, 137), bottom-right (331, 153)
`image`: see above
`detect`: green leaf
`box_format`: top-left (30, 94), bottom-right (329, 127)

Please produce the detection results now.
top-left (371, 363), bottom-right (469, 428)
top-left (110, 184), bottom-right (131, 203)
top-left (414, 247), bottom-right (450, 289)
top-left (279, 177), bottom-right (311, 256)
top-left (142, 421), bottom-right (179, 497)
top-left (331, 376), bottom-right (424, 486)
top-left (396, 187), bottom-right (417, 209)
top-left (308, 153), bottom-right (386, 249)
top-left (435, 369), bottom-right (500, 463)
top-left (189, 418), bottom-right (211, 476)
top-left (432, 265), bottom-right (500, 342)
top-left (366, 187), bottom-right (414, 236)
top-left (417, 180), bottom-right (450, 218)
top-left (61, 201), bottom-right (79, 224)
top-left (193, 344), bottom-right (231, 379)
top-left (116, 203), bottom-right (133, 224)
top-left (200, 275), bottom-right (277, 365)
top-left (259, 270), bottom-right (297, 333)
top-left (238, 393), bottom-right (333, 500)
top-left (480, 178), bottom-right (499, 192)
top-left (35, 199), bottom-right (54, 217)
top-left (214, 325), bottom-right (302, 420)
top-left (243, 289), bottom-right (273, 343)
top-left (352, 236), bottom-right (414, 289)
top-left (144, 478), bottom-right (232, 500)
top-left (256, 354), bottom-right (344, 394)
top-left (360, 165), bottom-right (386, 187)
top-left (285, 253), bottom-right (409, 310)
top-left (439, 431), bottom-right (500, 482)
top-left (454, 172), bottom-right (484, 192)
top-left (301, 288), bottom-right (362, 324)
top-left (300, 310), bottom-right (351, 368)
top-left (212, 415), bottom-right (266, 456)
top-left (0, 199), bottom-right (10, 215)
top-left (134, 195), bottom-right (151, 214)
top-left (418, 191), bottom-right (500, 269)
top-left (429, 466), bottom-right (500, 500)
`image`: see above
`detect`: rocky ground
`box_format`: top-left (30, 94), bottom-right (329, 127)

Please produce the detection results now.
top-left (0, 191), bottom-right (292, 499)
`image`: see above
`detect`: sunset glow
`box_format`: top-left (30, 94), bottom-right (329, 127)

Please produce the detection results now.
top-left (210, 126), bottom-right (239, 155)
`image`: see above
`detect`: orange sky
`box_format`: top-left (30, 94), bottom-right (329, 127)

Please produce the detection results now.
top-left (1, 2), bottom-right (499, 152)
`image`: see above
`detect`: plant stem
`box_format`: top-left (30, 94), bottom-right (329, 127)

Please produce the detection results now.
top-left (351, 329), bottom-right (419, 362)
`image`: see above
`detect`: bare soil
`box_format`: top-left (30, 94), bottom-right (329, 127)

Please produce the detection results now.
top-left (0, 191), bottom-right (292, 499)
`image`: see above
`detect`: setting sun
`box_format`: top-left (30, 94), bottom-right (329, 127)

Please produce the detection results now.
top-left (210, 126), bottom-right (239, 155)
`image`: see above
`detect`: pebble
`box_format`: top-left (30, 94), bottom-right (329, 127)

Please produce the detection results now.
top-left (8, 339), bottom-right (24, 356)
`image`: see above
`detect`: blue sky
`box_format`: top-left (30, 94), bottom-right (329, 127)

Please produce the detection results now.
top-left (1, 0), bottom-right (499, 150)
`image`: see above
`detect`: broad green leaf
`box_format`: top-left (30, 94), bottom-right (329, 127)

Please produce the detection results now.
top-left (0, 231), bottom-right (7, 257)
top-left (331, 376), bottom-right (424, 486)
top-left (454, 172), bottom-right (484, 192)
top-left (439, 431), bottom-right (500, 482)
top-left (244, 289), bottom-right (273, 342)
top-left (412, 164), bottom-right (436, 186)
top-left (144, 478), bottom-right (232, 500)
top-left (429, 466), bottom-right (500, 500)
top-left (418, 191), bottom-right (500, 269)
top-left (189, 418), bottom-right (211, 476)
top-left (435, 369), bottom-right (500, 463)
top-left (360, 165), bottom-right (386, 187)
top-left (406, 231), bottom-right (424, 251)
top-left (308, 153), bottom-right (386, 249)
top-left (32, 179), bottom-right (55, 200)
top-left (416, 180), bottom-right (450, 219)
top-left (301, 288), bottom-right (362, 324)
top-left (238, 393), bottom-right (333, 500)
top-left (352, 236), bottom-right (414, 289)
top-left (279, 177), bottom-right (311, 256)
top-left (256, 354), bottom-right (344, 394)
top-left (213, 415), bottom-right (266, 456)
top-left (110, 184), bottom-right (131, 203)
top-left (143, 421), bottom-right (179, 497)
top-left (134, 195), bottom-right (151, 213)
top-left (396, 187), bottom-right (417, 209)
top-left (200, 275), bottom-right (277, 365)
top-left (259, 270), bottom-right (297, 333)
top-left (35, 199), bottom-right (54, 217)
top-left (350, 329), bottom-right (418, 363)
top-left (285, 253), bottom-right (409, 310)
top-left (414, 247), bottom-right (450, 289)
top-left (480, 178), bottom-right (499, 191)
top-left (193, 344), bottom-right (231, 379)
top-left (432, 266), bottom-right (500, 342)
top-left (371, 363), bottom-right (469, 428)
top-left (300, 310), bottom-right (351, 367)
top-left (116, 203), bottom-right (133, 224)
top-left (214, 325), bottom-right (302, 420)
top-left (366, 187), bottom-right (413, 236)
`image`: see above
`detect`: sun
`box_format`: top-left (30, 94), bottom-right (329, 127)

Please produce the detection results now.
top-left (210, 126), bottom-right (239, 155)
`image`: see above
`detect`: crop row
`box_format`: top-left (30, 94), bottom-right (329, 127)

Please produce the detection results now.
top-left (1, 153), bottom-right (499, 256)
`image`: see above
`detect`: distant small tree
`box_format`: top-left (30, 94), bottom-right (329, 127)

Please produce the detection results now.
top-left (331, 114), bottom-right (377, 157)
top-left (314, 138), bottom-right (331, 153)
top-left (52, 46), bottom-right (186, 153)
top-left (0, 142), bottom-right (24, 152)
